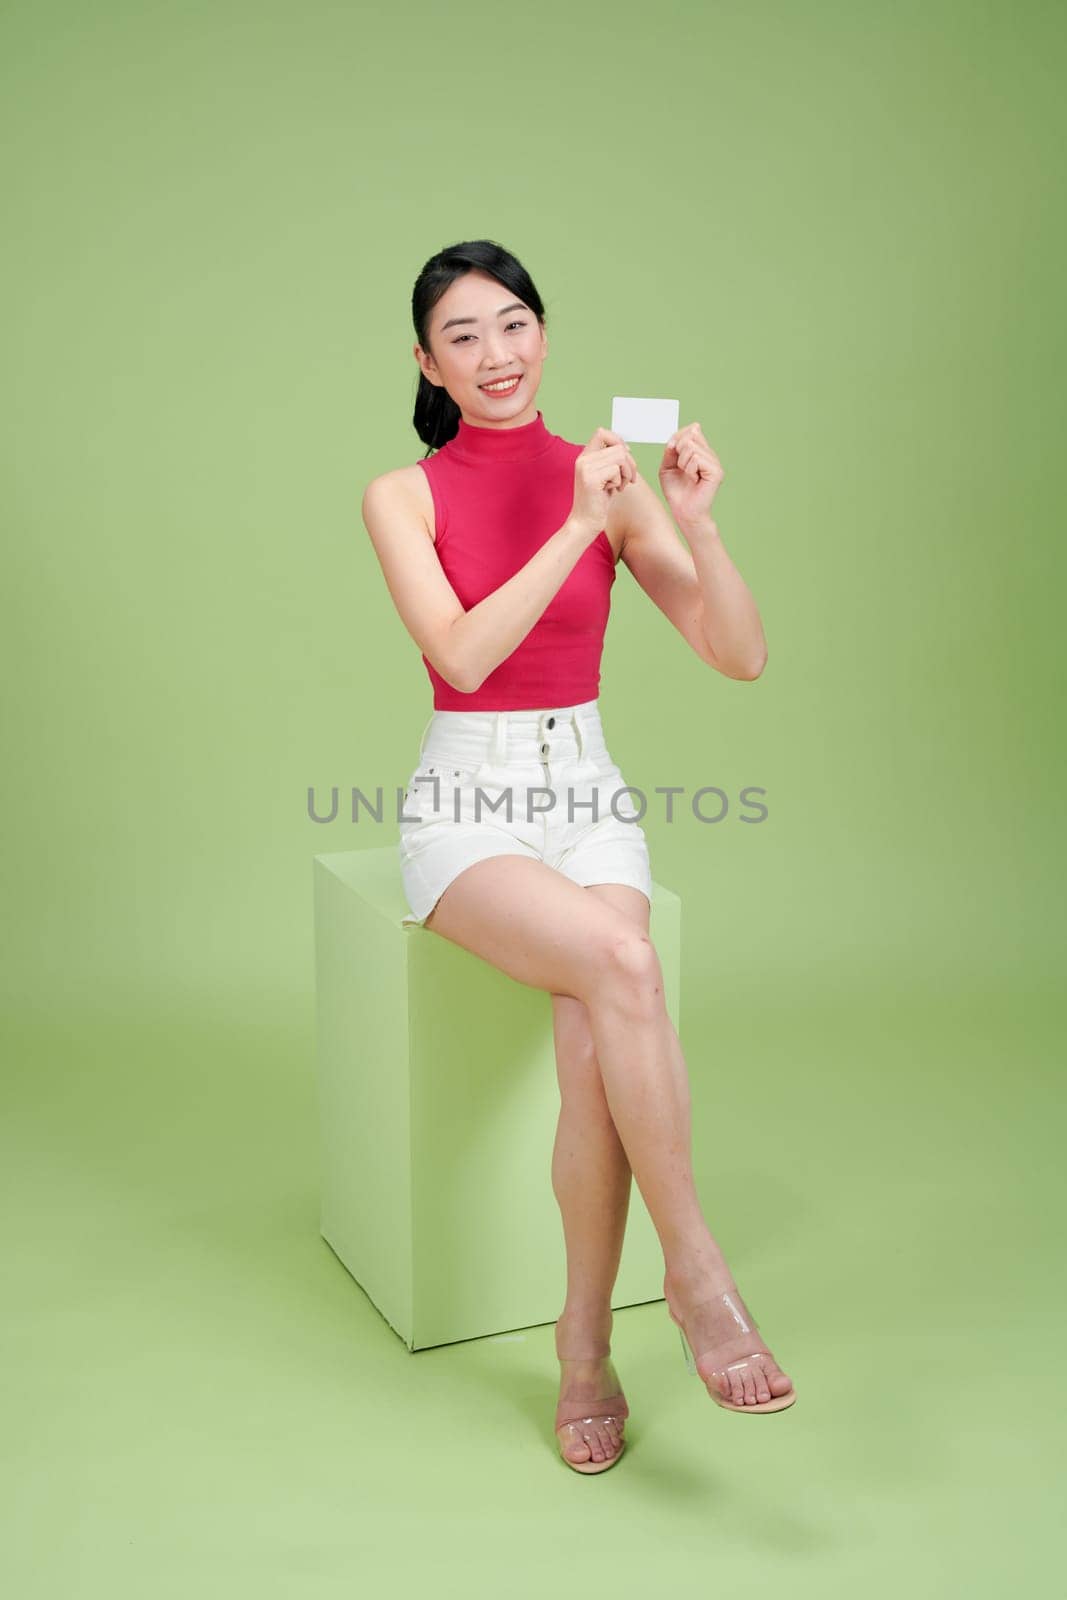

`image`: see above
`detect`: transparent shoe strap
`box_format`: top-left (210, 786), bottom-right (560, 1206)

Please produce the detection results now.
top-left (676, 1285), bottom-right (765, 1378)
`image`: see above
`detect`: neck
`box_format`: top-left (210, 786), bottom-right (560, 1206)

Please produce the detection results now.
top-left (447, 408), bottom-right (554, 464)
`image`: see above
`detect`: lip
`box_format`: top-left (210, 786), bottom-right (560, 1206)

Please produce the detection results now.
top-left (479, 375), bottom-right (522, 391)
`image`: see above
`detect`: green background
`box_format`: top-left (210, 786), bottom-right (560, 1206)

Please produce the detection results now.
top-left (2, 0), bottom-right (1063, 1595)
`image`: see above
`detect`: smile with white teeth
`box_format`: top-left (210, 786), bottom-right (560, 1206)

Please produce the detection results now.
top-left (480, 376), bottom-right (521, 392)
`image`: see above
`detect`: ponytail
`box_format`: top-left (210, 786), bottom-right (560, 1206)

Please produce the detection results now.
top-left (413, 370), bottom-right (461, 456)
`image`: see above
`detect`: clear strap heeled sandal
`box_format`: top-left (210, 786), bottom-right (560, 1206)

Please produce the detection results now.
top-left (554, 1350), bottom-right (630, 1474)
top-left (666, 1280), bottom-right (797, 1414)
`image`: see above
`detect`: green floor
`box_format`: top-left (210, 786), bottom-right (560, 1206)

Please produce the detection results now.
top-left (4, 971), bottom-right (1059, 1599)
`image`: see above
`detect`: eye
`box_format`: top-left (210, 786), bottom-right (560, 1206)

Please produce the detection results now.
top-left (453, 320), bottom-right (527, 344)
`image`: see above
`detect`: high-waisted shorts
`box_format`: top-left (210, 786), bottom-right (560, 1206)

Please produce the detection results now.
top-left (398, 698), bottom-right (653, 928)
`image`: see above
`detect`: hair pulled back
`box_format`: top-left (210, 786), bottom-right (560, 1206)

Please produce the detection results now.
top-left (411, 239), bottom-right (546, 457)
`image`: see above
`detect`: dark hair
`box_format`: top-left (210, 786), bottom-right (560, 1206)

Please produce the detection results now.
top-left (411, 239), bottom-right (546, 456)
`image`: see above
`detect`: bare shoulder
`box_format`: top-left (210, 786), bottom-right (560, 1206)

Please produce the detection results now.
top-left (364, 462), bottom-right (436, 545)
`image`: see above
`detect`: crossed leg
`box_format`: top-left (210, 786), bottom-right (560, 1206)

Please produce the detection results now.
top-left (550, 882), bottom-right (648, 1466)
top-left (421, 854), bottom-right (794, 1436)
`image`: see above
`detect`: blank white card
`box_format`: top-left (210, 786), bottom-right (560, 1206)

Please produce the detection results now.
top-left (610, 396), bottom-right (680, 444)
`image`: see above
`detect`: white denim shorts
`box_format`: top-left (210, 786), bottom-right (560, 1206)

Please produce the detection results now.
top-left (398, 698), bottom-right (653, 928)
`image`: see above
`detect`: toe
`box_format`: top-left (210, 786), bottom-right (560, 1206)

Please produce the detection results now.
top-left (728, 1369), bottom-right (745, 1407)
top-left (597, 1424), bottom-right (619, 1458)
top-left (708, 1365), bottom-right (732, 1402)
top-left (561, 1425), bottom-right (592, 1462)
top-left (741, 1367), bottom-right (757, 1405)
top-left (753, 1361), bottom-right (772, 1404)
top-left (770, 1367), bottom-right (793, 1396)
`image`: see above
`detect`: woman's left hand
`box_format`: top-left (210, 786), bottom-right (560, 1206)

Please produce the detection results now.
top-left (658, 422), bottom-right (724, 526)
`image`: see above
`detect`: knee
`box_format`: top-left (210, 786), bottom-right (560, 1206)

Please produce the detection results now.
top-left (594, 930), bottom-right (664, 1016)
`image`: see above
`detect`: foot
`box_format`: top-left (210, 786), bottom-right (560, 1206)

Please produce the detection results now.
top-left (554, 1310), bottom-right (629, 1469)
top-left (663, 1264), bottom-right (795, 1410)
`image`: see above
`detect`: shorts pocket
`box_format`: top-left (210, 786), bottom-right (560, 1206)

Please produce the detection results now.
top-left (399, 778), bottom-right (431, 823)
top-left (401, 764), bottom-right (481, 824)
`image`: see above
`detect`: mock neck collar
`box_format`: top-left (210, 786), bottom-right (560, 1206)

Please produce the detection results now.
top-left (445, 408), bottom-right (555, 464)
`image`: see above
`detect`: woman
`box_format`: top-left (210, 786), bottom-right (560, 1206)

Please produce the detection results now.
top-left (362, 239), bottom-right (795, 1474)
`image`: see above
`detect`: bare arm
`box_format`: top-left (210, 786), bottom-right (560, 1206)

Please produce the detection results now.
top-left (361, 474), bottom-right (599, 694)
top-left (618, 473), bottom-right (768, 679)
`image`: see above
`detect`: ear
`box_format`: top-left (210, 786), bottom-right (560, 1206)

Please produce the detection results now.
top-left (414, 342), bottom-right (440, 386)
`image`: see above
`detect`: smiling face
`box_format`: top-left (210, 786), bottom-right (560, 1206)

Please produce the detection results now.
top-left (414, 270), bottom-right (548, 429)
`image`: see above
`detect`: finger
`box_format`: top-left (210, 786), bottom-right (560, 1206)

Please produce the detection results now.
top-left (591, 442), bottom-right (630, 464)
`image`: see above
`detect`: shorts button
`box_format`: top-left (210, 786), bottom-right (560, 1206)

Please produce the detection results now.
top-left (547, 717), bottom-right (555, 729)
top-left (541, 742), bottom-right (549, 754)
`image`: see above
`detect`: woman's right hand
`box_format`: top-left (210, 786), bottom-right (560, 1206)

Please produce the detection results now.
top-left (570, 429), bottom-right (638, 540)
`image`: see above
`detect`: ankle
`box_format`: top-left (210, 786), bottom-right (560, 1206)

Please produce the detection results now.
top-left (663, 1245), bottom-right (732, 1295)
top-left (555, 1303), bottom-right (614, 1351)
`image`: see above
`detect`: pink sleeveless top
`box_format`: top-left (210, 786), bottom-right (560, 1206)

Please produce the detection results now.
top-left (415, 409), bottom-right (616, 710)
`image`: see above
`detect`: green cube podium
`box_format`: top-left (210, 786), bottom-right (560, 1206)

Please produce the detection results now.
top-left (312, 847), bottom-right (682, 1351)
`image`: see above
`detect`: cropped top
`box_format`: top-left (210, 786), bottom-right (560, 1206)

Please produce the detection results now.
top-left (415, 409), bottom-right (616, 710)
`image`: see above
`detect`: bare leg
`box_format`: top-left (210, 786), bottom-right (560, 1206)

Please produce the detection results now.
top-left (550, 882), bottom-right (646, 1465)
top-left (551, 989), bottom-right (632, 1319)
top-left (575, 936), bottom-right (794, 1407)
top-left (423, 856), bottom-right (794, 1407)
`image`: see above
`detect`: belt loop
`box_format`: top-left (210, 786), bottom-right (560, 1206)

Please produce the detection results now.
top-left (571, 705), bottom-right (586, 764)
top-left (417, 710), bottom-right (436, 761)
top-left (495, 710), bottom-right (509, 766)
top-left (571, 703), bottom-right (601, 778)
top-left (472, 710), bottom-right (506, 784)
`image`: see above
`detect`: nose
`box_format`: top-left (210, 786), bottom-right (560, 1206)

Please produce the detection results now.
top-left (482, 333), bottom-right (512, 366)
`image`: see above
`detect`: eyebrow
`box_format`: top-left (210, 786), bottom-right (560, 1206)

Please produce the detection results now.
top-left (438, 301), bottom-right (528, 333)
